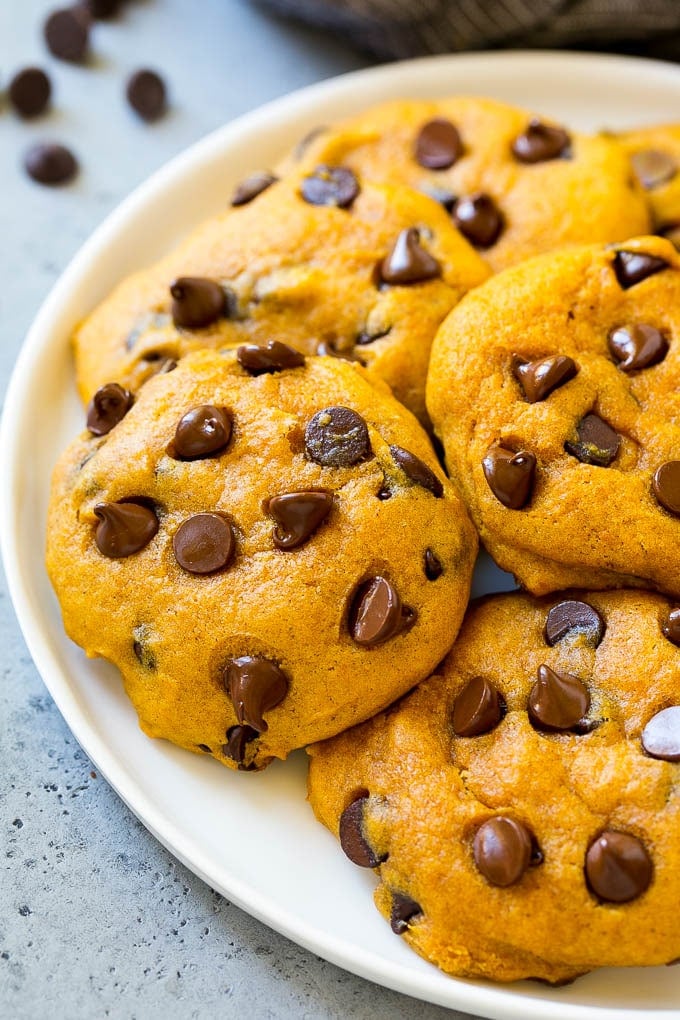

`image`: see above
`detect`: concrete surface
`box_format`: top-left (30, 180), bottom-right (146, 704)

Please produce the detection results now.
top-left (0, 2), bottom-right (480, 1017)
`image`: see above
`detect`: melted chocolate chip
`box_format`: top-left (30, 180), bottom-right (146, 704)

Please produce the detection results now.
top-left (170, 277), bottom-right (226, 329)
top-left (231, 170), bottom-right (278, 207)
top-left (424, 548), bottom-right (443, 580)
top-left (415, 118), bottom-right (462, 170)
top-left (512, 354), bottom-right (577, 402)
top-left (652, 461), bottom-right (680, 515)
top-left (613, 250), bottom-right (669, 289)
top-left (453, 193), bottom-right (503, 249)
top-left (24, 143), bottom-right (78, 185)
top-left (86, 383), bottom-right (133, 436)
top-left (94, 501), bottom-right (158, 557)
top-left (641, 706), bottom-right (680, 762)
top-left (389, 445), bottom-right (443, 497)
top-left (390, 892), bottom-right (423, 934)
top-left (355, 326), bottom-right (391, 346)
top-left (631, 149), bottom-right (677, 190)
top-left (662, 607), bottom-right (680, 646)
top-left (223, 724), bottom-right (258, 767)
top-left (585, 831), bottom-right (652, 903)
top-left (236, 340), bottom-right (305, 375)
top-left (8, 68), bottom-right (51, 118)
top-left (44, 6), bottom-right (89, 63)
top-left (300, 165), bottom-right (359, 209)
top-left (172, 405), bottom-right (232, 460)
top-left (126, 69), bottom-right (167, 122)
top-left (512, 119), bottom-right (571, 163)
top-left (267, 490), bottom-right (333, 550)
top-left (565, 414), bottom-right (620, 467)
top-left (378, 228), bottom-right (441, 286)
top-left (173, 514), bottom-right (235, 574)
top-left (197, 743), bottom-right (212, 753)
top-left (339, 795), bottom-right (385, 868)
top-left (452, 676), bottom-right (504, 737)
top-left (473, 817), bottom-right (534, 887)
top-left (528, 664), bottom-right (590, 732)
top-left (316, 339), bottom-right (365, 365)
top-left (224, 656), bottom-right (289, 733)
top-left (304, 407), bottom-right (371, 467)
top-left (608, 324), bottom-right (669, 372)
top-left (482, 445), bottom-right (536, 509)
top-left (544, 600), bottom-right (605, 647)
top-left (348, 576), bottom-right (414, 647)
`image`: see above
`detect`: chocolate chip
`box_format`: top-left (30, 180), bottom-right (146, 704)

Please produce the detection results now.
top-left (197, 743), bottom-right (211, 753)
top-left (544, 600), bottom-right (605, 647)
top-left (390, 892), bottom-right (423, 934)
top-left (173, 514), bottom-right (235, 574)
top-left (348, 576), bottom-right (414, 647)
top-left (653, 461), bottom-right (680, 515)
top-left (86, 383), bottom-right (133, 436)
top-left (171, 405), bottom-right (232, 460)
top-left (662, 607), bottom-right (680, 645)
top-left (389, 445), bottom-right (443, 497)
top-left (631, 149), bottom-right (677, 190)
top-left (170, 277), bottom-right (226, 329)
top-left (424, 548), bottom-right (442, 580)
top-left (316, 339), bottom-right (365, 365)
top-left (82, 0), bottom-right (121, 16)
top-left (452, 676), bottom-right (504, 737)
top-left (231, 171), bottom-right (277, 207)
top-left (473, 817), bottom-right (534, 887)
top-left (24, 142), bottom-right (78, 186)
top-left (453, 193), bottom-right (503, 249)
top-left (512, 119), bottom-right (571, 163)
top-left (267, 491), bottom-right (333, 550)
top-left (565, 414), bottom-right (620, 467)
top-left (126, 69), bottom-right (167, 122)
top-left (132, 627), bottom-right (156, 670)
top-left (223, 724), bottom-right (258, 766)
top-left (94, 501), bottom-right (158, 557)
top-left (44, 6), bottom-right (90, 62)
top-left (236, 340), bottom-right (305, 375)
top-left (300, 165), bottom-right (359, 209)
top-left (512, 354), bottom-right (577, 402)
top-left (304, 407), bottom-right (371, 467)
top-left (355, 326), bottom-right (391, 346)
top-left (613, 250), bottom-right (669, 289)
top-left (585, 831), bottom-right (652, 903)
top-left (8, 68), bottom-right (51, 118)
top-left (528, 664), bottom-right (590, 732)
top-left (339, 795), bottom-right (385, 868)
top-left (224, 656), bottom-right (289, 733)
top-left (641, 706), bottom-right (680, 761)
top-left (415, 118), bottom-right (462, 170)
top-left (608, 324), bottom-right (669, 372)
top-left (378, 228), bottom-right (441, 286)
top-left (482, 445), bottom-right (536, 509)
top-left (661, 224), bottom-right (680, 251)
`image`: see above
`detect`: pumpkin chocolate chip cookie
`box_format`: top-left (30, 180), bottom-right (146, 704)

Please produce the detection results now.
top-left (308, 589), bottom-right (680, 983)
top-left (47, 350), bottom-right (477, 770)
top-left (620, 124), bottom-right (680, 247)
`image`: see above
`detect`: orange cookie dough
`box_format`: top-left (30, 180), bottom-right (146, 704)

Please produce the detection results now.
top-left (308, 589), bottom-right (680, 984)
top-left (284, 97), bottom-right (650, 272)
top-left (427, 235), bottom-right (680, 596)
top-left (73, 171), bottom-right (489, 425)
top-left (620, 124), bottom-right (680, 244)
top-left (47, 349), bottom-right (477, 770)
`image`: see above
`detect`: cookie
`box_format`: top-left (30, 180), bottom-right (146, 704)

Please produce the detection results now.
top-left (284, 97), bottom-right (650, 272)
top-left (619, 124), bottom-right (680, 246)
top-left (308, 589), bottom-right (680, 984)
top-left (427, 235), bottom-right (680, 596)
top-left (47, 349), bottom-right (477, 770)
top-left (73, 172), bottom-right (489, 425)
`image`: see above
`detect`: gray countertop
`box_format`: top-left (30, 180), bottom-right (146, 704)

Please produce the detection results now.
top-left (0, 2), bottom-right (477, 1017)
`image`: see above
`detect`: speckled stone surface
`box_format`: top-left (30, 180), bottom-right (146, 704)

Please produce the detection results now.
top-left (0, 2), bottom-right (478, 1017)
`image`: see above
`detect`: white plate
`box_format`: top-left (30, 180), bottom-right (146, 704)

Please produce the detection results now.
top-left (3, 51), bottom-right (680, 1020)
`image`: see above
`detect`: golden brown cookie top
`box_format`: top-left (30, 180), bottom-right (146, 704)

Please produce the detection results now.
top-left (619, 123), bottom-right (680, 242)
top-left (308, 589), bottom-right (680, 984)
top-left (427, 235), bottom-right (680, 596)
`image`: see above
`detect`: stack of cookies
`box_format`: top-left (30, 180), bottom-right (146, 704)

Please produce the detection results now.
top-left (47, 96), bottom-right (680, 985)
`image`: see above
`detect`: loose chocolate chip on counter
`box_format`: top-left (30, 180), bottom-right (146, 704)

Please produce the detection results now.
top-left (339, 795), bottom-right (385, 868)
top-left (24, 142), bottom-right (78, 186)
top-left (512, 354), bottom-right (577, 402)
top-left (390, 892), bottom-right (423, 935)
top-left (613, 250), bottom-right (669, 289)
top-left (608, 324), bottom-right (669, 372)
top-left (224, 656), bottom-right (289, 733)
top-left (652, 461), bottom-right (680, 516)
top-left (544, 599), bottom-right (605, 647)
top-left (528, 664), bottom-right (590, 732)
top-left (482, 445), bottom-right (536, 509)
top-left (349, 576), bottom-right (414, 647)
top-left (267, 490), bottom-right (333, 550)
top-left (170, 277), bottom-right (227, 329)
top-left (44, 6), bottom-right (90, 62)
top-left (424, 548), bottom-right (443, 580)
top-left (663, 607), bottom-right (680, 645)
top-left (236, 340), bottom-right (305, 375)
top-left (565, 414), bottom-right (620, 467)
top-left (585, 830), bottom-right (653, 903)
top-left (94, 501), bottom-right (159, 557)
top-left (86, 383), bottom-right (133, 436)
top-left (355, 326), bottom-right (391, 346)
top-left (452, 193), bottom-right (503, 249)
top-left (452, 676), bottom-right (505, 737)
top-left (223, 724), bottom-right (258, 767)
top-left (304, 407), bottom-right (371, 467)
top-left (641, 706), bottom-right (680, 761)
top-left (126, 69), bottom-right (167, 122)
top-left (378, 228), bottom-right (441, 286)
top-left (8, 68), bottom-right (51, 118)
top-left (300, 165), bottom-right (359, 209)
top-left (389, 445), bottom-right (443, 497)
top-left (631, 149), bottom-right (677, 190)
top-left (511, 119), bottom-right (571, 164)
top-left (230, 170), bottom-right (278, 207)
top-left (473, 817), bottom-right (535, 887)
top-left (415, 118), bottom-right (462, 169)
top-left (173, 513), bottom-right (235, 574)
